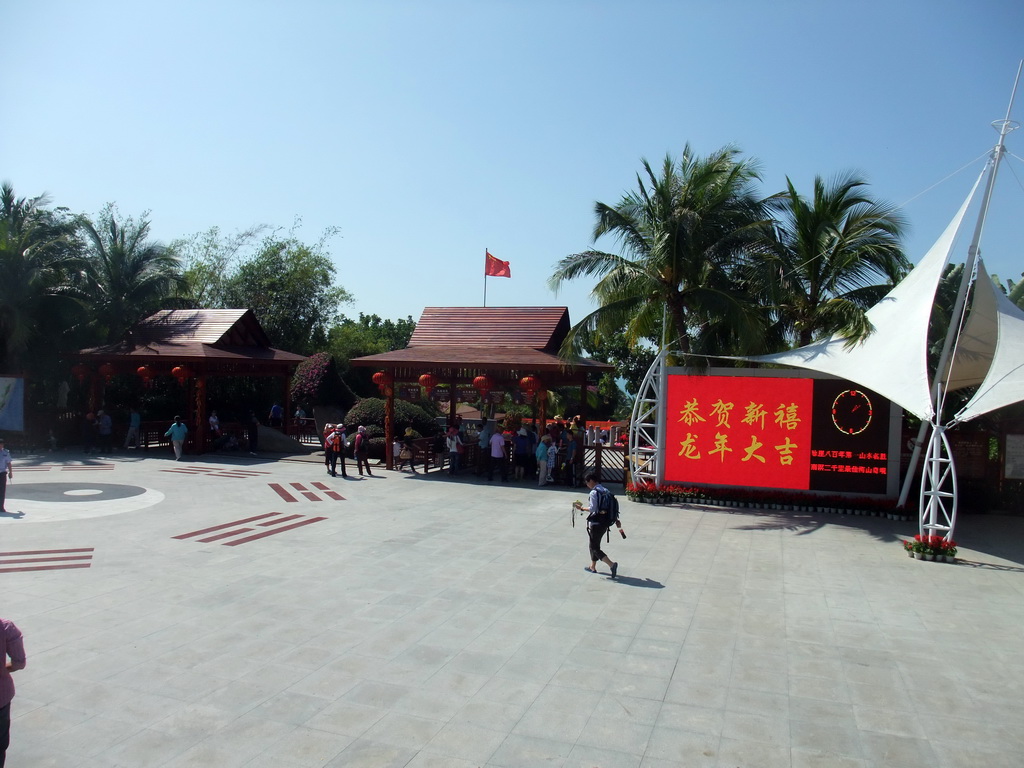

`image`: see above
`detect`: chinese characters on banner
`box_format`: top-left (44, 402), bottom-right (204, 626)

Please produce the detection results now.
top-left (665, 374), bottom-right (891, 494)
top-left (666, 376), bottom-right (814, 490)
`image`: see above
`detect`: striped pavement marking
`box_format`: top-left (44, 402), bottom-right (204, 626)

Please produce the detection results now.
top-left (268, 482), bottom-right (345, 503)
top-left (0, 548), bottom-right (94, 573)
top-left (17, 465), bottom-right (116, 472)
top-left (160, 466), bottom-right (272, 478)
top-left (173, 513), bottom-right (327, 546)
top-left (311, 482), bottom-right (345, 501)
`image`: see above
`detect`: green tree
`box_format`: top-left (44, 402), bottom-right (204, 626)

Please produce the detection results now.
top-left (222, 233), bottom-right (351, 355)
top-left (329, 313), bottom-right (415, 359)
top-left (581, 328), bottom-right (656, 397)
top-left (752, 174), bottom-right (908, 348)
top-left (0, 182), bottom-right (82, 370)
top-left (172, 224), bottom-right (267, 308)
top-left (1001, 272), bottom-right (1024, 310)
top-left (327, 313), bottom-right (415, 396)
top-left (549, 144), bottom-right (772, 360)
top-left (77, 205), bottom-right (185, 344)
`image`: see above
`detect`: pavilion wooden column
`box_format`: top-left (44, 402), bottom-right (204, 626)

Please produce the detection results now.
top-left (384, 382), bottom-right (395, 471)
top-left (282, 372), bottom-right (292, 436)
top-left (194, 375), bottom-right (207, 452)
top-left (579, 381), bottom-right (588, 433)
top-left (88, 374), bottom-right (101, 412)
top-left (447, 378), bottom-right (457, 427)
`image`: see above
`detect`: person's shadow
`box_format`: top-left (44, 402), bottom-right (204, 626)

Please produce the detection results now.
top-left (0, 509), bottom-right (25, 519)
top-left (608, 575), bottom-right (664, 589)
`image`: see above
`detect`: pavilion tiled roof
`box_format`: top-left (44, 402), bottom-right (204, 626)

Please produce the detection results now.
top-left (351, 306), bottom-right (612, 379)
top-left (74, 309), bottom-right (306, 364)
top-left (409, 307), bottom-right (571, 352)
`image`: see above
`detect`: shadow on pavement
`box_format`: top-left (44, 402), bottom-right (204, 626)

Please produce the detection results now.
top-left (609, 575), bottom-right (665, 589)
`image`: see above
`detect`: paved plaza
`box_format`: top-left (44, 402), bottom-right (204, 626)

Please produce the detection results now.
top-left (1, 450), bottom-right (1023, 767)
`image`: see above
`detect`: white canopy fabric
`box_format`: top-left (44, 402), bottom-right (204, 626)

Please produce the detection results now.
top-left (746, 179), bottom-right (981, 421)
top-left (943, 260), bottom-right (998, 392)
top-left (955, 263), bottom-right (1024, 422)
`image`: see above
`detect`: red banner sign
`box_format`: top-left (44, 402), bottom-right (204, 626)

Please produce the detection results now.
top-left (665, 375), bottom-right (814, 490)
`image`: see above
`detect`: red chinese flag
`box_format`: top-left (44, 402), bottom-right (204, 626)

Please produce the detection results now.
top-left (485, 250), bottom-right (511, 278)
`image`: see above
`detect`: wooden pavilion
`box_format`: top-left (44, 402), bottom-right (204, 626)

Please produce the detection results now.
top-left (350, 306), bottom-right (613, 468)
top-left (70, 309), bottom-right (305, 452)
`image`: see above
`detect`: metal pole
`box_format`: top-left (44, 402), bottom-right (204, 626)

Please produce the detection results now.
top-left (917, 61), bottom-right (1022, 537)
top-left (932, 61), bottom-right (1020, 418)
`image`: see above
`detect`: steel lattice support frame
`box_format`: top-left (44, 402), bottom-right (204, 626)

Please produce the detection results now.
top-left (919, 424), bottom-right (958, 540)
top-left (628, 350), bottom-right (669, 487)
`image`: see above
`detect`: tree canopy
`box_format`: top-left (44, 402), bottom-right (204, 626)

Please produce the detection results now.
top-left (0, 183), bottom-right (82, 371)
top-left (76, 204), bottom-right (185, 345)
top-left (549, 145), bottom-right (773, 360)
top-left (176, 224), bottom-right (353, 356)
top-left (751, 173), bottom-right (909, 347)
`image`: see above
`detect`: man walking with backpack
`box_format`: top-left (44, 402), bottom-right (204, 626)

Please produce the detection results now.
top-left (573, 471), bottom-right (619, 578)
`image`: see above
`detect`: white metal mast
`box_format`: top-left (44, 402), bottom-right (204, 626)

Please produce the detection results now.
top-left (917, 61), bottom-right (1022, 542)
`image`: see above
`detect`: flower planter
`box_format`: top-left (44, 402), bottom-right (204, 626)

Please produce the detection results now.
top-left (914, 552), bottom-right (924, 560)
top-left (924, 553), bottom-right (935, 561)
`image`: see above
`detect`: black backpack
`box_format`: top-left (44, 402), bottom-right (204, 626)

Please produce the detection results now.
top-left (598, 488), bottom-right (620, 525)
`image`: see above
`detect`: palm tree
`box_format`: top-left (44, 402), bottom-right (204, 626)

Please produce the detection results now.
top-left (752, 173), bottom-right (909, 348)
top-left (77, 206), bottom-right (185, 344)
top-left (549, 144), bottom-right (774, 359)
top-left (0, 183), bottom-right (82, 370)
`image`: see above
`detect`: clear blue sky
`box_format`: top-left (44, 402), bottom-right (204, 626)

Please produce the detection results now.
top-left (4, 1), bottom-right (1023, 330)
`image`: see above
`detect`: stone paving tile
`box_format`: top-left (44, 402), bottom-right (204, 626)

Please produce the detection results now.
top-left (644, 725), bottom-right (719, 765)
top-left (5, 453), bottom-right (1024, 766)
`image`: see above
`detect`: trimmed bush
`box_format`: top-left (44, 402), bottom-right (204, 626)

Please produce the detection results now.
top-left (344, 398), bottom-right (439, 437)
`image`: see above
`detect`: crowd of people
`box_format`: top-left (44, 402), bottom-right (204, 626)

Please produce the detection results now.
top-left (420, 416), bottom-right (591, 487)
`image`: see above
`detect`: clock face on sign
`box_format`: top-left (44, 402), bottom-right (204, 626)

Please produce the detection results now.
top-left (831, 389), bottom-right (873, 435)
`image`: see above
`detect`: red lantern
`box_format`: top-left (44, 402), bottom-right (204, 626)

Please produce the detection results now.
top-left (98, 362), bottom-right (116, 382)
top-left (418, 373), bottom-right (437, 395)
top-left (520, 376), bottom-right (541, 396)
top-left (171, 365), bottom-right (188, 383)
top-left (372, 371), bottom-right (393, 392)
top-left (136, 365), bottom-right (153, 386)
top-left (473, 375), bottom-right (494, 398)
top-left (71, 364), bottom-right (88, 383)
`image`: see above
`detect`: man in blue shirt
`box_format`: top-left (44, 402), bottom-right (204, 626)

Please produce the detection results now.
top-left (573, 471), bottom-right (618, 578)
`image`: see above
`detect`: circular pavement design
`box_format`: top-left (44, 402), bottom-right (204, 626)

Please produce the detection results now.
top-left (0, 482), bottom-right (165, 523)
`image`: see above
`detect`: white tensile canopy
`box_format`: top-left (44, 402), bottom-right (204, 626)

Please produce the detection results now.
top-left (746, 167), bottom-right (1024, 428)
top-left (955, 261), bottom-right (1024, 421)
top-left (745, 175), bottom-right (983, 422)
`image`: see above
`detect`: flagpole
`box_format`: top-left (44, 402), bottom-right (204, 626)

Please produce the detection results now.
top-left (483, 248), bottom-right (487, 307)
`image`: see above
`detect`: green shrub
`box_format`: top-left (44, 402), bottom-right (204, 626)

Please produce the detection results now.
top-left (344, 397), bottom-right (439, 437)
